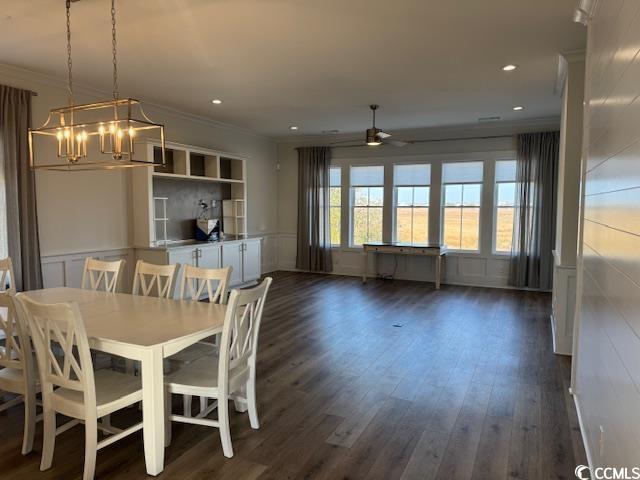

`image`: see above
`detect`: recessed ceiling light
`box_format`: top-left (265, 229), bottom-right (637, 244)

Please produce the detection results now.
top-left (502, 64), bottom-right (518, 71)
top-left (513, 106), bottom-right (524, 111)
top-left (211, 99), bottom-right (222, 104)
top-left (289, 126), bottom-right (299, 131)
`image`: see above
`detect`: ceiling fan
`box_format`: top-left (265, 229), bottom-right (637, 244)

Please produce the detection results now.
top-left (332, 105), bottom-right (410, 147)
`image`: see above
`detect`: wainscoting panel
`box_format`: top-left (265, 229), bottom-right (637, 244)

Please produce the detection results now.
top-left (277, 234), bottom-right (513, 288)
top-left (260, 233), bottom-right (279, 273)
top-left (41, 248), bottom-right (135, 292)
top-left (551, 251), bottom-right (576, 355)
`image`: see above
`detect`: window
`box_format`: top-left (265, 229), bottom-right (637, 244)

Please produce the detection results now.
top-left (442, 161), bottom-right (483, 251)
top-left (350, 166), bottom-right (384, 245)
top-left (494, 160), bottom-right (517, 253)
top-left (394, 164), bottom-right (430, 244)
top-left (329, 167), bottom-right (341, 246)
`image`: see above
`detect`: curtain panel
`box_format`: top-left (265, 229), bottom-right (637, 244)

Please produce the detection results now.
top-left (296, 146), bottom-right (333, 272)
top-left (0, 85), bottom-right (42, 291)
top-left (508, 131), bottom-right (559, 290)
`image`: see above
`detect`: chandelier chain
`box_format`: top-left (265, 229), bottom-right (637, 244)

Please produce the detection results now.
top-left (111, 0), bottom-right (118, 100)
top-left (65, 0), bottom-right (73, 105)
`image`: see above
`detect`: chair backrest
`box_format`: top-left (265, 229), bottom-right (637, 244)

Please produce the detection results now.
top-left (132, 260), bottom-right (177, 298)
top-left (17, 295), bottom-right (95, 401)
top-left (179, 265), bottom-right (231, 304)
top-left (218, 277), bottom-right (272, 392)
top-left (0, 257), bottom-right (16, 293)
top-left (0, 292), bottom-right (30, 372)
top-left (81, 257), bottom-right (125, 293)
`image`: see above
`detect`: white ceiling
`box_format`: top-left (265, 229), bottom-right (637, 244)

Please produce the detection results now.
top-left (1, 0), bottom-right (585, 138)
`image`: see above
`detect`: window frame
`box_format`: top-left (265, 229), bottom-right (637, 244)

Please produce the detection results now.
top-left (329, 166), bottom-right (342, 247)
top-left (349, 165), bottom-right (385, 247)
top-left (440, 161), bottom-right (484, 253)
top-left (492, 160), bottom-right (517, 255)
top-left (393, 184), bottom-right (430, 245)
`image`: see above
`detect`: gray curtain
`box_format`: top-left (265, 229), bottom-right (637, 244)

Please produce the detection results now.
top-left (0, 85), bottom-right (42, 291)
top-left (508, 131), bottom-right (559, 290)
top-left (296, 146), bottom-right (333, 272)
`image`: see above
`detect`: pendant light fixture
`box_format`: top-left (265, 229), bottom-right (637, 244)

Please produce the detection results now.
top-left (28, 0), bottom-right (165, 171)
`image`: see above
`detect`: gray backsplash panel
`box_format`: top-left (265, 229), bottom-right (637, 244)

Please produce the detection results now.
top-left (153, 177), bottom-right (230, 240)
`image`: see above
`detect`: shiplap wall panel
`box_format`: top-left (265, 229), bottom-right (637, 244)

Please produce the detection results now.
top-left (576, 0), bottom-right (640, 469)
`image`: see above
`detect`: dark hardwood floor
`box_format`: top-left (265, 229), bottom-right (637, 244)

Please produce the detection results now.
top-left (0, 271), bottom-right (586, 479)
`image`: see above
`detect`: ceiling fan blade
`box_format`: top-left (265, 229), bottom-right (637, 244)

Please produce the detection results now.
top-left (376, 131), bottom-right (392, 139)
top-left (382, 138), bottom-right (409, 147)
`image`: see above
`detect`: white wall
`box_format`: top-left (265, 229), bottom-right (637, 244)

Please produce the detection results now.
top-left (277, 118), bottom-right (559, 287)
top-left (0, 64), bottom-right (279, 274)
top-left (573, 0), bottom-right (640, 471)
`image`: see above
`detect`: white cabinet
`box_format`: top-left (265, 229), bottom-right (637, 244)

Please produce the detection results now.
top-left (242, 240), bottom-right (261, 283)
top-left (221, 239), bottom-right (261, 286)
top-left (222, 243), bottom-right (243, 285)
top-left (197, 245), bottom-right (221, 270)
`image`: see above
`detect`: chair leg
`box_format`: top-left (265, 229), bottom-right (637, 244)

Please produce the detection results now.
top-left (165, 390), bottom-right (172, 448)
top-left (22, 392), bottom-right (36, 454)
top-left (125, 359), bottom-right (135, 375)
top-left (40, 408), bottom-right (56, 471)
top-left (247, 379), bottom-right (259, 429)
top-left (199, 396), bottom-right (207, 414)
top-left (101, 415), bottom-right (111, 432)
top-left (183, 395), bottom-right (192, 417)
top-left (83, 419), bottom-right (98, 480)
top-left (218, 398), bottom-right (233, 458)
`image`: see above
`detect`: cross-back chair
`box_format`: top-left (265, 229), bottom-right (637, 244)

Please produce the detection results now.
top-left (0, 257), bottom-right (16, 292)
top-left (81, 257), bottom-right (125, 293)
top-left (171, 265), bottom-right (232, 415)
top-left (0, 292), bottom-right (38, 454)
top-left (17, 295), bottom-right (143, 480)
top-left (132, 260), bottom-right (177, 298)
top-left (164, 277), bottom-right (273, 458)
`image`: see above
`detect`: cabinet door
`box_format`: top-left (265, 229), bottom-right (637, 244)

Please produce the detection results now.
top-left (168, 248), bottom-right (197, 267)
top-left (242, 240), bottom-right (261, 283)
top-left (166, 248), bottom-right (196, 298)
top-left (222, 243), bottom-right (242, 285)
top-left (197, 246), bottom-right (221, 270)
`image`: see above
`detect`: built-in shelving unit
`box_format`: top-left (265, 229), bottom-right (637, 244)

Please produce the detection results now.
top-left (222, 199), bottom-right (245, 235)
top-left (132, 139), bottom-right (248, 246)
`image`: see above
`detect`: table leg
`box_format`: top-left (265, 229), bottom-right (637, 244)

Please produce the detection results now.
top-left (141, 346), bottom-right (165, 476)
top-left (435, 255), bottom-right (442, 290)
top-left (362, 250), bottom-right (368, 283)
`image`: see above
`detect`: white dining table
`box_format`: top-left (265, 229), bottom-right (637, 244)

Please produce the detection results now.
top-left (21, 287), bottom-right (226, 476)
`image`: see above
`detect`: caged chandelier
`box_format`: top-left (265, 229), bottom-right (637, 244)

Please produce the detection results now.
top-left (28, 0), bottom-right (165, 171)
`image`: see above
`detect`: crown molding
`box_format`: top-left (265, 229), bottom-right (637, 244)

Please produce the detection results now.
top-left (0, 62), bottom-right (274, 142)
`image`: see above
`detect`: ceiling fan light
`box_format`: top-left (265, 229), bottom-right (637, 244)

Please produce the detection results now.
top-left (366, 127), bottom-right (382, 146)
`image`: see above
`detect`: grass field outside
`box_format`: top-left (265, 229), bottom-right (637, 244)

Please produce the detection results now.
top-left (331, 205), bottom-right (514, 251)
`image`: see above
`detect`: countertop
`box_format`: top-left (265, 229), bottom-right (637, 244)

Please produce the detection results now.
top-left (135, 235), bottom-right (262, 251)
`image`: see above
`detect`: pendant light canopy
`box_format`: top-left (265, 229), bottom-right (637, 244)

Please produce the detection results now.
top-left (28, 0), bottom-right (165, 171)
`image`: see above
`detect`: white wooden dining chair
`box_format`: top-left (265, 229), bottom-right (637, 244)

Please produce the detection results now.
top-left (81, 257), bottom-right (125, 293)
top-left (81, 258), bottom-right (126, 371)
top-left (0, 257), bottom-right (16, 292)
top-left (132, 260), bottom-right (177, 299)
top-left (0, 292), bottom-right (39, 454)
top-left (17, 295), bottom-right (143, 480)
top-left (170, 265), bottom-right (231, 416)
top-left (164, 277), bottom-right (272, 458)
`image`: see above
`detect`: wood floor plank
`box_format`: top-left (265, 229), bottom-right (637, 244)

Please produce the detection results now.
top-left (0, 272), bottom-right (586, 480)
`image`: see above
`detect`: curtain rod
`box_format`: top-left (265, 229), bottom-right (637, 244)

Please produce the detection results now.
top-left (331, 133), bottom-right (514, 149)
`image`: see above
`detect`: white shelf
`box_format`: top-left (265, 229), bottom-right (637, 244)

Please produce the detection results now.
top-left (152, 172), bottom-right (244, 184)
top-left (132, 139), bottom-right (248, 246)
